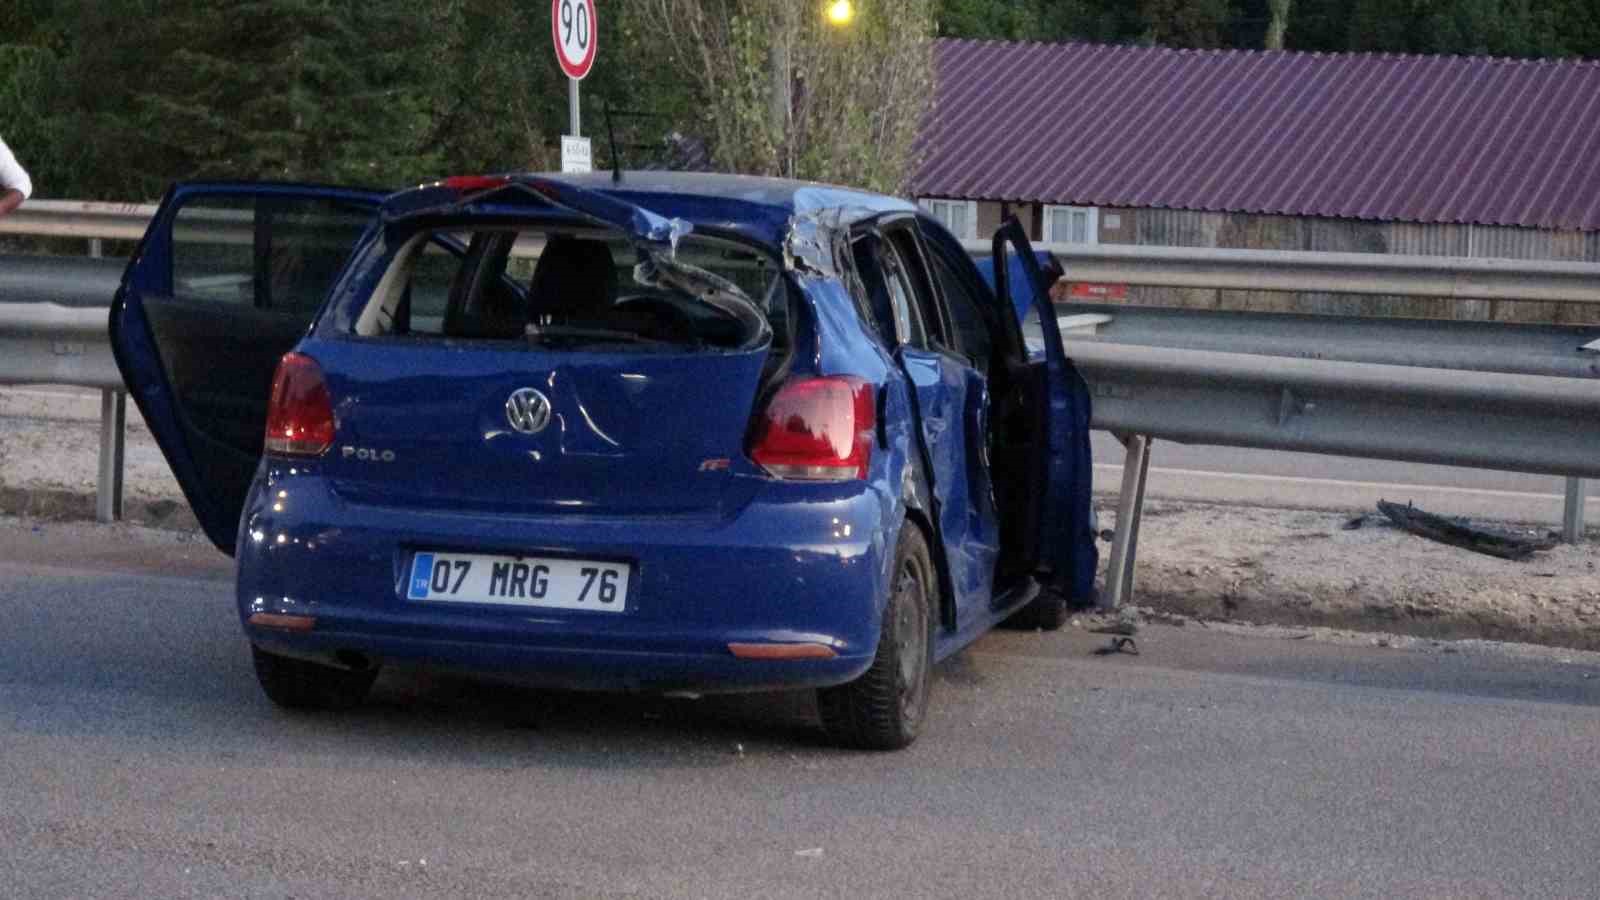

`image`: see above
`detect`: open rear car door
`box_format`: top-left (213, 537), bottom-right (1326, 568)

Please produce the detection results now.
top-left (109, 183), bottom-right (383, 554)
top-left (988, 220), bottom-right (1098, 605)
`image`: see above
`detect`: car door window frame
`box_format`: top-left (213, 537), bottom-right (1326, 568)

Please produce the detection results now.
top-left (877, 237), bottom-right (930, 349)
top-left (848, 229), bottom-right (916, 350)
top-left (853, 214), bottom-right (958, 355)
top-left (881, 223), bottom-right (962, 358)
top-left (915, 218), bottom-right (1029, 370)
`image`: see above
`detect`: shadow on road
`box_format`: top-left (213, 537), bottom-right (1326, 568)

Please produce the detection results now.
top-left (1, 565), bottom-right (999, 763)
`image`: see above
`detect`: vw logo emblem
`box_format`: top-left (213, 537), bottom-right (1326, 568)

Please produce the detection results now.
top-left (505, 388), bottom-right (552, 435)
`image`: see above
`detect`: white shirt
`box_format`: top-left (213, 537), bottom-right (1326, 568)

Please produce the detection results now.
top-left (0, 136), bottom-right (33, 200)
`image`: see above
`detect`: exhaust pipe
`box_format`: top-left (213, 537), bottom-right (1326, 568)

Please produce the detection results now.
top-left (334, 649), bottom-right (374, 671)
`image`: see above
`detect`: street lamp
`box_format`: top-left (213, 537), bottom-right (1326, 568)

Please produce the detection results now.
top-left (826, 0), bottom-right (854, 26)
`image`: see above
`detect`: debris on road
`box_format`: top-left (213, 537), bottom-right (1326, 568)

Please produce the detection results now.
top-left (1377, 500), bottom-right (1558, 561)
top-left (1084, 609), bottom-right (1141, 655)
top-left (1087, 610), bottom-right (1139, 637)
top-left (1093, 637), bottom-right (1139, 656)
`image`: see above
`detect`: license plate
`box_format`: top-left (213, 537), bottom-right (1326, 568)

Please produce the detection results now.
top-left (407, 551), bottom-right (630, 612)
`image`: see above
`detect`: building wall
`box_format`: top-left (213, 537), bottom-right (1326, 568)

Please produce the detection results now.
top-left (974, 201), bottom-right (1042, 241)
top-left (1085, 207), bottom-right (1600, 325)
top-left (975, 201), bottom-right (1006, 239)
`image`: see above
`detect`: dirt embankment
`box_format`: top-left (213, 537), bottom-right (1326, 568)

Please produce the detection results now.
top-left (1106, 501), bottom-right (1600, 651)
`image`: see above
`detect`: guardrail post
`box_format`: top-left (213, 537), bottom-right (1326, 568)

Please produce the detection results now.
top-left (1102, 433), bottom-right (1152, 610)
top-left (96, 389), bottom-right (125, 523)
top-left (1564, 478), bottom-right (1587, 544)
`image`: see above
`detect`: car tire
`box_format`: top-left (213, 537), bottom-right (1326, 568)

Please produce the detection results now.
top-left (251, 645), bottom-right (379, 711)
top-left (1001, 585), bottom-right (1071, 631)
top-left (818, 524), bottom-right (936, 751)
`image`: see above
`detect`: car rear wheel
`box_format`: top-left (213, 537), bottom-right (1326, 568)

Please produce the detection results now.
top-left (251, 645), bottom-right (379, 711)
top-left (818, 525), bottom-right (936, 750)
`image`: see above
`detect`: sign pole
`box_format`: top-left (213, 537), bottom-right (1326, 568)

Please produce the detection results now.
top-left (569, 77), bottom-right (581, 138)
top-left (554, 0), bottom-right (596, 173)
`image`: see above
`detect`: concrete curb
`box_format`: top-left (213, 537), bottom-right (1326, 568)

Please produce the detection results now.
top-left (0, 485), bottom-right (199, 532)
top-left (1132, 583), bottom-right (1600, 654)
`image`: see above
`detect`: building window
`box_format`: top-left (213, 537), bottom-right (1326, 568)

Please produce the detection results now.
top-left (1042, 205), bottom-right (1099, 245)
top-left (918, 198), bottom-right (978, 241)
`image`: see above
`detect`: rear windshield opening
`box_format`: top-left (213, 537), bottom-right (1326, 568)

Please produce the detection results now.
top-left (353, 224), bottom-right (785, 352)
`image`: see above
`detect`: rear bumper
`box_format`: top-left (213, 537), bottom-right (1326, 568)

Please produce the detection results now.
top-left (236, 467), bottom-right (894, 693)
top-left (248, 630), bottom-right (875, 693)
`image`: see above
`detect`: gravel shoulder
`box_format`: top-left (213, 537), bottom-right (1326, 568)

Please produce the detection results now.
top-left (1101, 500), bottom-right (1600, 652)
top-left (4, 386), bottom-right (1597, 651)
top-left (0, 387), bottom-right (194, 528)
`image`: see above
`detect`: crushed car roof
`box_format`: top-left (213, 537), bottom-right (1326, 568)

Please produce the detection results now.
top-left (385, 171), bottom-right (918, 248)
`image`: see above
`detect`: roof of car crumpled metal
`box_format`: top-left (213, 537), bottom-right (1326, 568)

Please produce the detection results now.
top-left (911, 40), bottom-right (1600, 232)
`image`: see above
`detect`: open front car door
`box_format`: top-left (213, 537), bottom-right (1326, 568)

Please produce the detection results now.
top-left (989, 219), bottom-right (1099, 606)
top-left (109, 183), bottom-right (383, 554)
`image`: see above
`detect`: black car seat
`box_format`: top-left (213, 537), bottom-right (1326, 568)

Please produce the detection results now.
top-left (528, 236), bottom-right (619, 329)
top-left (443, 233), bottom-right (524, 339)
top-left (529, 236), bottom-right (697, 343)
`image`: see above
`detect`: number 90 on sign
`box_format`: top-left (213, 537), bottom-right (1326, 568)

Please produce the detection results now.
top-left (553, 0), bottom-right (598, 80)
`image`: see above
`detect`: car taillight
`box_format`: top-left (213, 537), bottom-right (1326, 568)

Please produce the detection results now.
top-left (749, 376), bottom-right (874, 481)
top-left (441, 174), bottom-right (510, 193)
top-left (264, 352), bottom-right (334, 457)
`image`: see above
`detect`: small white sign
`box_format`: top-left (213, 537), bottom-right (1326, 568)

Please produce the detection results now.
top-left (561, 135), bottom-right (592, 174)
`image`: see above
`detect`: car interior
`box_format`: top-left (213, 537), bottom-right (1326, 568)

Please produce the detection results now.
top-left (361, 225), bottom-right (784, 355)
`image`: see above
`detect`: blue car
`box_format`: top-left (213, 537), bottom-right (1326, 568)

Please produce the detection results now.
top-left (111, 172), bottom-right (1096, 749)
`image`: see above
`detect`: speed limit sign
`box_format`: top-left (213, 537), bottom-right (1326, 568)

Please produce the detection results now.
top-left (552, 0), bottom-right (598, 80)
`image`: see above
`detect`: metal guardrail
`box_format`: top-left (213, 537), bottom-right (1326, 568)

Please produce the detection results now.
top-left (1, 204), bottom-right (144, 521)
top-left (0, 211), bottom-right (1594, 598)
top-left (963, 241), bottom-right (1600, 305)
top-left (0, 199), bottom-right (158, 243)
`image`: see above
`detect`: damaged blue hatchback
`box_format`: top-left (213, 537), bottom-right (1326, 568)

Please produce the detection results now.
top-left (110, 172), bottom-right (1096, 749)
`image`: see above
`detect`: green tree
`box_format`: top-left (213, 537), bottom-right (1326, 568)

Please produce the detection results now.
top-left (0, 0), bottom-right (69, 196)
top-left (421, 0), bottom-right (701, 177)
top-left (638, 0), bottom-right (938, 193)
top-left (1344, 0), bottom-right (1600, 58)
top-left (936, 0), bottom-right (1145, 44)
top-left (1138, 0), bottom-right (1236, 47)
top-left (49, 0), bottom-right (443, 198)
top-left (0, 44), bottom-right (65, 195)
top-left (1265, 0), bottom-right (1291, 49)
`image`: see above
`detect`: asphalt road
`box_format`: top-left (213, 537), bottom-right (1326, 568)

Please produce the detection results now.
top-left (4, 520), bottom-right (1600, 899)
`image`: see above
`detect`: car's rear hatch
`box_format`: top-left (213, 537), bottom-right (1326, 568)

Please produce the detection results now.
top-left (319, 342), bottom-right (768, 518)
top-left (316, 176), bottom-right (781, 519)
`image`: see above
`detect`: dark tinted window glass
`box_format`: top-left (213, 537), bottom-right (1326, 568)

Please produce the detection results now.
top-left (265, 201), bottom-right (372, 312)
top-left (171, 196), bottom-right (370, 313)
top-left (172, 198), bottom-right (255, 305)
top-left (930, 251), bottom-right (993, 366)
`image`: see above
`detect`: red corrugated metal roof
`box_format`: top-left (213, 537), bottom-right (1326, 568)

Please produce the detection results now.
top-left (911, 40), bottom-right (1600, 231)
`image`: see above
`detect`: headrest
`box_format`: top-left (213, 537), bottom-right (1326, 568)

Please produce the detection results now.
top-left (529, 236), bottom-right (617, 319)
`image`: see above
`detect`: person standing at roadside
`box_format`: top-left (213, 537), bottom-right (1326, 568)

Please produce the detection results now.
top-left (0, 134), bottom-right (33, 218)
